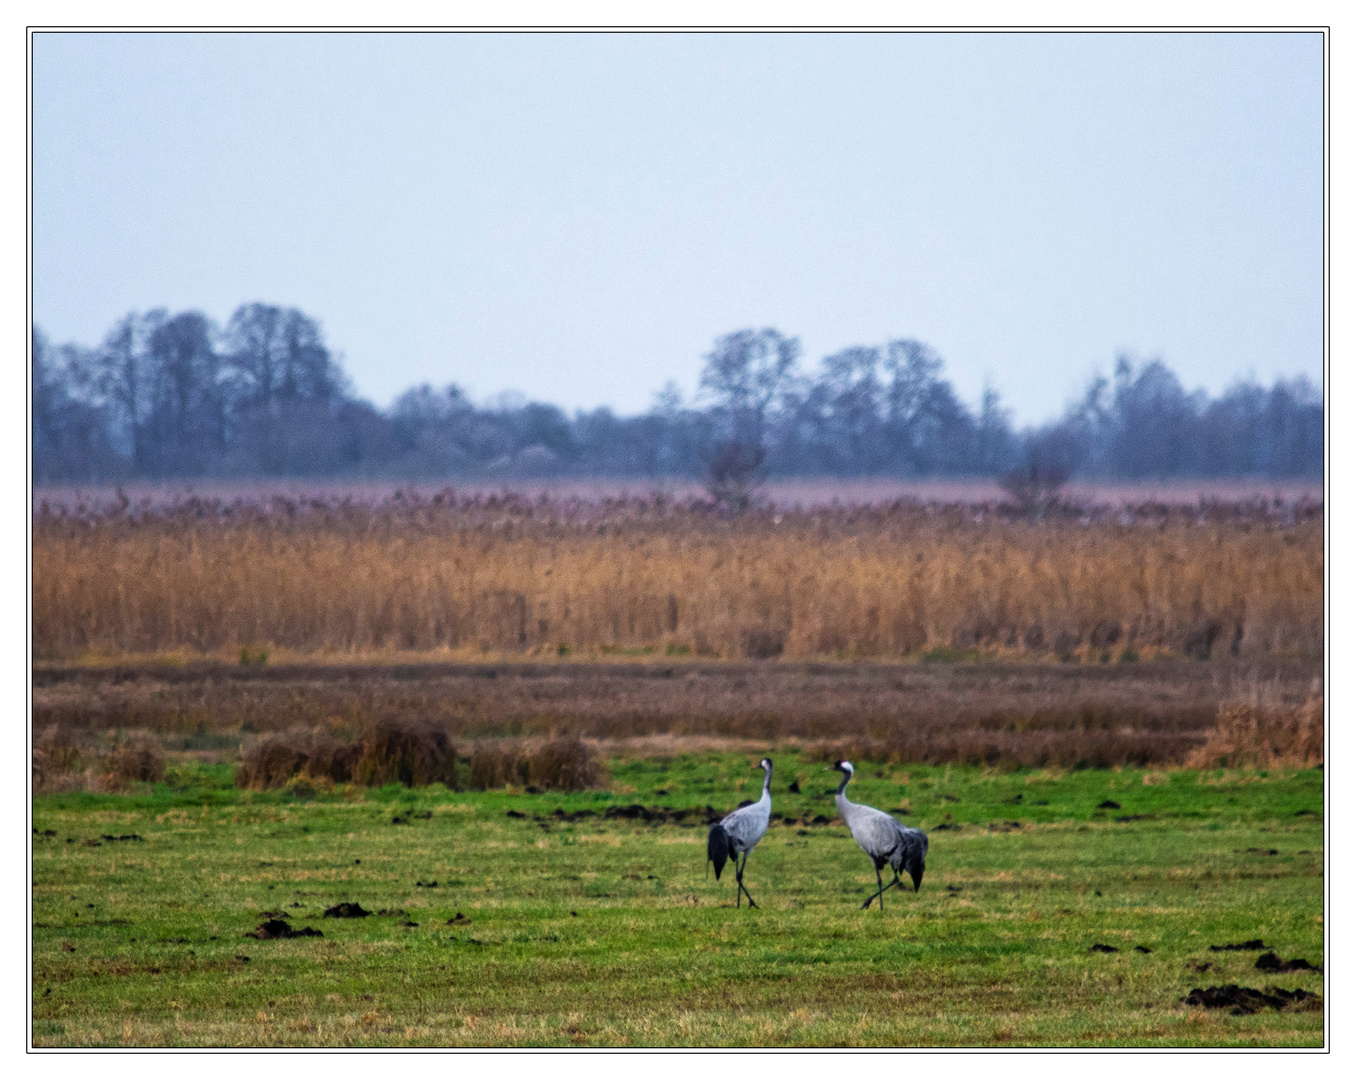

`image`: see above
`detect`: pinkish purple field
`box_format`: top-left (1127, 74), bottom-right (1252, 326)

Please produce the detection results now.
top-left (32, 476), bottom-right (1322, 512)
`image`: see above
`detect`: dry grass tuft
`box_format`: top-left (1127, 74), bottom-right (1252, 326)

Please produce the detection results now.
top-left (33, 726), bottom-right (81, 787)
top-left (468, 737), bottom-right (604, 791)
top-left (468, 741), bottom-right (528, 790)
top-left (237, 719), bottom-right (454, 790)
top-left (526, 737), bottom-right (605, 791)
top-left (105, 740), bottom-right (166, 784)
top-left (1188, 694), bottom-right (1324, 770)
top-left (351, 716), bottom-right (457, 788)
top-left (33, 728), bottom-right (165, 791)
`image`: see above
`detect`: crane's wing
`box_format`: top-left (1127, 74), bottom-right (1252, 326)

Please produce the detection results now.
top-left (707, 824), bottom-right (730, 880)
top-left (721, 801), bottom-right (770, 852)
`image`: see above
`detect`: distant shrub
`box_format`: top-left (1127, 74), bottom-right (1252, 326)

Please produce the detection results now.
top-left (468, 741), bottom-right (528, 790)
top-left (237, 730), bottom-right (361, 789)
top-left (105, 740), bottom-right (165, 784)
top-left (33, 726), bottom-right (81, 787)
top-left (469, 737), bottom-right (604, 791)
top-left (237, 718), bottom-right (455, 790)
top-left (238, 734), bottom-right (306, 789)
top-left (352, 716), bottom-right (457, 788)
top-left (528, 737), bottom-right (604, 791)
top-left (1189, 695), bottom-right (1323, 770)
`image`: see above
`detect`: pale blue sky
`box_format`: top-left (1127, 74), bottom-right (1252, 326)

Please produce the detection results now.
top-left (32, 31), bottom-right (1323, 423)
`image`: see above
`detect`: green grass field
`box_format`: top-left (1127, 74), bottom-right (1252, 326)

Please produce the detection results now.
top-left (32, 753), bottom-right (1324, 1047)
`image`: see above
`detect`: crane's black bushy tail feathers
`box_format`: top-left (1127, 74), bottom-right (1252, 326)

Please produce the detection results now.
top-left (905, 851), bottom-right (925, 892)
top-left (707, 824), bottom-right (730, 880)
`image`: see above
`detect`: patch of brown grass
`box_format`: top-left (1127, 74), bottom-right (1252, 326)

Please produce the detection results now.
top-left (351, 717), bottom-right (457, 788)
top-left (237, 719), bottom-right (453, 790)
top-left (468, 737), bottom-right (605, 791)
top-left (526, 738), bottom-right (605, 791)
top-left (33, 727), bottom-right (165, 791)
top-left (33, 725), bottom-right (81, 787)
top-left (105, 740), bottom-right (166, 784)
top-left (1188, 694), bottom-right (1324, 770)
top-left (35, 659), bottom-right (1321, 772)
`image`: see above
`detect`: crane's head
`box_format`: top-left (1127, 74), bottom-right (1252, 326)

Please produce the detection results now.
top-left (757, 757), bottom-right (772, 772)
top-left (825, 760), bottom-right (854, 776)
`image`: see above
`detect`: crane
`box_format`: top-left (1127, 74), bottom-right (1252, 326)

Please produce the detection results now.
top-left (827, 760), bottom-right (928, 913)
top-left (707, 757), bottom-right (773, 908)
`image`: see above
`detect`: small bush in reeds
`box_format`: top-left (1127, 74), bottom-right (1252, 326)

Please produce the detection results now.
top-left (1188, 695), bottom-right (1323, 770)
top-left (237, 719), bottom-right (454, 789)
top-left (527, 738), bottom-right (604, 791)
top-left (34, 731), bottom-right (166, 792)
top-left (468, 742), bottom-right (528, 790)
top-left (236, 731), bottom-right (363, 789)
top-left (33, 726), bottom-right (81, 787)
top-left (351, 717), bottom-right (457, 788)
top-left (468, 737), bottom-right (604, 791)
top-left (105, 740), bottom-right (165, 784)
top-left (237, 734), bottom-right (314, 789)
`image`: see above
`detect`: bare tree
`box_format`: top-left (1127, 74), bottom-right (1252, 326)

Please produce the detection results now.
top-left (999, 431), bottom-right (1076, 519)
top-left (704, 438), bottom-right (767, 511)
top-left (699, 328), bottom-right (798, 506)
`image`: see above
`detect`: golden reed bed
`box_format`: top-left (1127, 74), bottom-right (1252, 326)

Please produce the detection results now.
top-left (32, 492), bottom-right (1321, 663)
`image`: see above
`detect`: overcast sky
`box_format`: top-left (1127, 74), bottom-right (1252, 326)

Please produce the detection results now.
top-left (32, 31), bottom-right (1322, 424)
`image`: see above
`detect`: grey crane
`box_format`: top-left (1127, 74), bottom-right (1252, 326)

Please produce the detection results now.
top-left (827, 760), bottom-right (928, 913)
top-left (707, 757), bottom-right (773, 908)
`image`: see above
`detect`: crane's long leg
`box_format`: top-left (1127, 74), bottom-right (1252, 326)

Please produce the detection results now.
top-left (736, 850), bottom-right (758, 909)
top-left (860, 873), bottom-right (903, 910)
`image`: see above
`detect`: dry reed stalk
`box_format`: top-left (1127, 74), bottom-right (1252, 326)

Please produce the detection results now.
top-left (33, 497), bottom-right (1322, 662)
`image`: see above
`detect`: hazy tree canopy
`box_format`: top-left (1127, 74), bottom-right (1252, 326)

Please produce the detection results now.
top-left (31, 310), bottom-right (1322, 483)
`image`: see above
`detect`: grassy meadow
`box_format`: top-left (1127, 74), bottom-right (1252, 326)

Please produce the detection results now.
top-left (32, 752), bottom-right (1324, 1048)
top-left (31, 491), bottom-right (1324, 1047)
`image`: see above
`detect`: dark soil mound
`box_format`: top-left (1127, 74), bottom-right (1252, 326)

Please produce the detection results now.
top-left (1255, 952), bottom-right (1322, 973)
top-left (245, 919), bottom-right (323, 940)
top-left (323, 902), bottom-right (371, 918)
top-left (1182, 984), bottom-right (1320, 1015)
top-left (1208, 939), bottom-right (1269, 952)
top-left (1089, 943), bottom-right (1119, 953)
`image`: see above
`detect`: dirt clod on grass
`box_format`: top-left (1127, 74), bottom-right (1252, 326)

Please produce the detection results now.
top-left (1255, 952), bottom-right (1321, 973)
top-left (1209, 939), bottom-right (1269, 952)
top-left (1089, 943), bottom-right (1120, 953)
top-left (1181, 984), bottom-right (1320, 1015)
top-left (246, 919), bottom-right (323, 940)
top-left (323, 903), bottom-right (371, 919)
